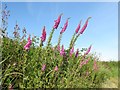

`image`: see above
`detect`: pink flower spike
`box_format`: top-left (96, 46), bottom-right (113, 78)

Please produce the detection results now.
top-left (70, 46), bottom-right (74, 57)
top-left (75, 49), bottom-right (79, 58)
top-left (54, 66), bottom-right (58, 71)
top-left (80, 17), bottom-right (91, 34)
top-left (80, 61), bottom-right (85, 68)
top-left (75, 20), bottom-right (82, 34)
top-left (40, 26), bottom-right (46, 42)
top-left (85, 45), bottom-right (92, 55)
top-left (24, 45), bottom-right (30, 50)
top-left (57, 44), bottom-right (60, 51)
top-left (24, 36), bottom-right (32, 50)
top-left (60, 45), bottom-right (65, 56)
top-left (84, 59), bottom-right (89, 64)
top-left (41, 64), bottom-right (46, 71)
top-left (93, 60), bottom-right (98, 71)
top-left (53, 13), bottom-right (63, 29)
top-left (60, 18), bottom-right (70, 34)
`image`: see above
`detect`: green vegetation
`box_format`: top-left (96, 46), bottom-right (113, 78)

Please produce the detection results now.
top-left (0, 4), bottom-right (118, 89)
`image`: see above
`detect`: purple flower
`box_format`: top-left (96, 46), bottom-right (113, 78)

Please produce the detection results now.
top-left (75, 49), bottom-right (79, 58)
top-left (75, 20), bottom-right (82, 34)
top-left (70, 46), bottom-right (74, 57)
top-left (84, 59), bottom-right (89, 64)
top-left (24, 36), bottom-right (32, 50)
top-left (85, 45), bottom-right (92, 55)
top-left (40, 26), bottom-right (46, 42)
top-left (41, 64), bottom-right (46, 71)
top-left (80, 61), bottom-right (85, 68)
top-left (60, 18), bottom-right (69, 34)
top-left (53, 13), bottom-right (63, 29)
top-left (80, 17), bottom-right (91, 34)
top-left (60, 45), bottom-right (65, 56)
top-left (54, 66), bottom-right (58, 71)
top-left (93, 60), bottom-right (98, 71)
top-left (57, 44), bottom-right (60, 51)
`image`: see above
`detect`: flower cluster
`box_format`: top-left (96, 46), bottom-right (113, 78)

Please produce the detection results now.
top-left (24, 35), bottom-right (32, 50)
top-left (40, 26), bottom-right (46, 42)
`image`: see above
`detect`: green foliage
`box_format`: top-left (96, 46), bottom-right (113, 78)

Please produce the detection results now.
top-left (1, 36), bottom-right (110, 89)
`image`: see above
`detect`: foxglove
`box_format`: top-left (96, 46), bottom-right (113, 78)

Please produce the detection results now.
top-left (24, 36), bottom-right (32, 50)
top-left (40, 26), bottom-right (46, 42)
top-left (70, 46), bottom-right (74, 57)
top-left (85, 45), bottom-right (92, 55)
top-left (60, 45), bottom-right (65, 56)
top-left (60, 18), bottom-right (69, 34)
top-left (75, 20), bottom-right (82, 34)
top-left (93, 60), bottom-right (98, 70)
top-left (53, 13), bottom-right (62, 29)
top-left (80, 17), bottom-right (91, 34)
top-left (75, 49), bottom-right (79, 58)
top-left (57, 44), bottom-right (60, 51)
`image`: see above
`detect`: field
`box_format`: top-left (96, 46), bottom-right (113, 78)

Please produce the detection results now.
top-left (101, 61), bottom-right (118, 88)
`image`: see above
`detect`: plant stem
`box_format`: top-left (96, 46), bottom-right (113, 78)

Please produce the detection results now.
top-left (47, 28), bottom-right (55, 47)
top-left (69, 32), bottom-right (76, 50)
top-left (57, 33), bottom-right (62, 46)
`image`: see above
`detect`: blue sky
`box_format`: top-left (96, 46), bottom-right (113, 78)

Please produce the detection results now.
top-left (2, 2), bottom-right (118, 61)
